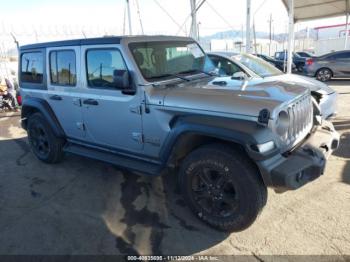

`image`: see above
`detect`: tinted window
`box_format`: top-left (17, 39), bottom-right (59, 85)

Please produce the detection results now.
top-left (50, 50), bottom-right (76, 86)
top-left (86, 49), bottom-right (126, 89)
top-left (329, 52), bottom-right (350, 60)
top-left (21, 52), bottom-right (44, 83)
top-left (275, 52), bottom-right (285, 60)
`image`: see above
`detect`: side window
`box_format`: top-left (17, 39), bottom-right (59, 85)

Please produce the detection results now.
top-left (50, 50), bottom-right (76, 86)
top-left (331, 52), bottom-right (350, 60)
top-left (86, 49), bottom-right (127, 89)
top-left (21, 52), bottom-right (44, 84)
top-left (212, 56), bottom-right (242, 76)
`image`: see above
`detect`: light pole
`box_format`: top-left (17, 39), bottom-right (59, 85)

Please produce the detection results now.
top-left (246, 0), bottom-right (252, 53)
top-left (197, 22), bottom-right (201, 42)
top-left (287, 0), bottom-right (295, 74)
top-left (190, 0), bottom-right (198, 40)
top-left (126, 0), bottom-right (132, 35)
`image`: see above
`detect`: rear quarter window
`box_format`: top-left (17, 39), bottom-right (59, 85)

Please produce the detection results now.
top-left (21, 52), bottom-right (44, 84)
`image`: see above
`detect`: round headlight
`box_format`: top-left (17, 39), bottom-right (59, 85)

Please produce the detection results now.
top-left (276, 110), bottom-right (290, 136)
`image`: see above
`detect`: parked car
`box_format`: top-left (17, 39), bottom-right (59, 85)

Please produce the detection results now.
top-left (274, 51), bottom-right (306, 72)
top-left (20, 36), bottom-right (339, 232)
top-left (296, 51), bottom-right (314, 58)
top-left (255, 53), bottom-right (296, 72)
top-left (304, 50), bottom-right (350, 82)
top-left (208, 52), bottom-right (337, 119)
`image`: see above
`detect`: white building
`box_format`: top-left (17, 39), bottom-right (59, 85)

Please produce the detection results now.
top-left (315, 23), bottom-right (350, 40)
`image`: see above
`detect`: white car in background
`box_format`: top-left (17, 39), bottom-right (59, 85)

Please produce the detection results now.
top-left (208, 52), bottom-right (337, 119)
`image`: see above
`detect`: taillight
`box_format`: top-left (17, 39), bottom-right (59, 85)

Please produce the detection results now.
top-left (306, 58), bottom-right (313, 65)
top-left (17, 95), bottom-right (22, 105)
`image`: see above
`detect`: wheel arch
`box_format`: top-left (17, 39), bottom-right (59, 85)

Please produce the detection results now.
top-left (21, 97), bottom-right (65, 138)
top-left (161, 115), bottom-right (278, 171)
top-left (315, 67), bottom-right (333, 78)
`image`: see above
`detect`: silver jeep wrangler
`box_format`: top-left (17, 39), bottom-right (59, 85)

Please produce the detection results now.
top-left (19, 36), bottom-right (339, 232)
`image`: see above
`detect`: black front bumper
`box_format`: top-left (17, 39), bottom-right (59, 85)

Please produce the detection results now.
top-left (258, 121), bottom-right (339, 192)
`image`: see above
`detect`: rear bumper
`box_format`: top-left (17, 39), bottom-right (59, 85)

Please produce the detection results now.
top-left (257, 120), bottom-right (339, 192)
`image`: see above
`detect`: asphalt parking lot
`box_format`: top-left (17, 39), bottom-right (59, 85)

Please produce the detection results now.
top-left (0, 80), bottom-right (349, 256)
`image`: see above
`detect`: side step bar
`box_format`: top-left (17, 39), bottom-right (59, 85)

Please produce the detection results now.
top-left (64, 143), bottom-right (162, 176)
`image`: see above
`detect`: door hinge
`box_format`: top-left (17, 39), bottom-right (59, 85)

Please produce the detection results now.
top-left (132, 132), bottom-right (144, 144)
top-left (73, 98), bottom-right (82, 107)
top-left (129, 105), bottom-right (142, 115)
top-left (76, 122), bottom-right (85, 130)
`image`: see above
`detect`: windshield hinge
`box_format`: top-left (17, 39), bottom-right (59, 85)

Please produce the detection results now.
top-left (129, 105), bottom-right (142, 115)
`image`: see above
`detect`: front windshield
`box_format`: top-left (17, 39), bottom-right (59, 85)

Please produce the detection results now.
top-left (234, 54), bottom-right (283, 77)
top-left (129, 41), bottom-right (215, 82)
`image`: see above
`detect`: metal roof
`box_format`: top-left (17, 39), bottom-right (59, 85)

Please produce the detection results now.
top-left (282, 0), bottom-right (350, 22)
top-left (20, 36), bottom-right (122, 50)
top-left (19, 35), bottom-right (194, 51)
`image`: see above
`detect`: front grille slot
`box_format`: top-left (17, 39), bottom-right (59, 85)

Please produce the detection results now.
top-left (286, 93), bottom-right (313, 148)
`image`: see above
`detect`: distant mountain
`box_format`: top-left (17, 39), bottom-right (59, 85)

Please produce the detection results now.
top-left (202, 28), bottom-right (317, 42)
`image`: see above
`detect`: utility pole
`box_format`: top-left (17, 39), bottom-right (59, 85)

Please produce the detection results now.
top-left (287, 0), bottom-right (295, 74)
top-left (268, 14), bottom-right (273, 56)
top-left (126, 0), bottom-right (132, 35)
top-left (246, 0), bottom-right (252, 53)
top-left (197, 22), bottom-right (201, 42)
top-left (190, 0), bottom-right (198, 40)
top-left (253, 22), bottom-right (257, 54)
top-left (345, 0), bottom-right (349, 49)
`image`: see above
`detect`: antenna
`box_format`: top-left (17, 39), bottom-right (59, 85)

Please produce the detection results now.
top-left (10, 32), bottom-right (19, 52)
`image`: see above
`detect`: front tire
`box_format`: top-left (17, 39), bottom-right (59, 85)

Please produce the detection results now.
top-left (178, 144), bottom-right (267, 232)
top-left (316, 68), bottom-right (332, 82)
top-left (27, 112), bottom-right (65, 163)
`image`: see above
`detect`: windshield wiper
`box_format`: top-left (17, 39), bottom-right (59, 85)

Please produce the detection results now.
top-left (178, 69), bottom-right (218, 77)
top-left (147, 73), bottom-right (190, 82)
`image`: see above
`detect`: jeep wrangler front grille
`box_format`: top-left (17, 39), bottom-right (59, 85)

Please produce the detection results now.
top-left (286, 93), bottom-right (313, 148)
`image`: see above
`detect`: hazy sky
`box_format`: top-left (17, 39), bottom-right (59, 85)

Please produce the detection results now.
top-left (0, 0), bottom-right (347, 38)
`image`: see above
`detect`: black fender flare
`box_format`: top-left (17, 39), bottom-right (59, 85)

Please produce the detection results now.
top-left (21, 97), bottom-right (65, 138)
top-left (160, 114), bottom-right (279, 164)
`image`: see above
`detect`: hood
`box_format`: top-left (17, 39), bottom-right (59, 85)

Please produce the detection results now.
top-left (149, 77), bottom-right (308, 118)
top-left (264, 74), bottom-right (335, 95)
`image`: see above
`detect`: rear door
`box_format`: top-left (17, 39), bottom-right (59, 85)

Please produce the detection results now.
top-left (46, 46), bottom-right (85, 140)
top-left (332, 52), bottom-right (350, 77)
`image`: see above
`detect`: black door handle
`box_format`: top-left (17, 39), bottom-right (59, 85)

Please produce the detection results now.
top-left (83, 99), bottom-right (99, 106)
top-left (49, 95), bottom-right (62, 101)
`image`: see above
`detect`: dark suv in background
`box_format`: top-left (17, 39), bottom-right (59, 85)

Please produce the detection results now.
top-left (274, 51), bottom-right (306, 72)
top-left (304, 50), bottom-right (350, 82)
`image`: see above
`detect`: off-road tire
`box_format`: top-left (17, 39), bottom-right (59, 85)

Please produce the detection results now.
top-left (178, 144), bottom-right (267, 232)
top-left (27, 112), bottom-right (65, 163)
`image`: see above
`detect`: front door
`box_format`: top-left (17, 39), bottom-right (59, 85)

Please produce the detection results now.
top-left (80, 45), bottom-right (143, 153)
top-left (46, 46), bottom-right (85, 140)
top-left (335, 52), bottom-right (350, 77)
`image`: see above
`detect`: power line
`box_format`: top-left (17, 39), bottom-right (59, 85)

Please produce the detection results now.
top-left (134, 0), bottom-right (144, 34)
top-left (153, 0), bottom-right (186, 34)
top-left (176, 0), bottom-right (206, 36)
top-left (205, 0), bottom-right (237, 32)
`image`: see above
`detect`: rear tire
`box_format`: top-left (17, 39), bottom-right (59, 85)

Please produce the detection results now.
top-left (27, 112), bottom-right (65, 163)
top-left (297, 65), bottom-right (304, 72)
top-left (178, 144), bottom-right (267, 232)
top-left (316, 68), bottom-right (332, 82)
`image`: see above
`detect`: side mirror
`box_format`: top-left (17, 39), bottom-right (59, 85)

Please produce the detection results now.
top-left (231, 71), bottom-right (247, 80)
top-left (113, 69), bottom-right (130, 89)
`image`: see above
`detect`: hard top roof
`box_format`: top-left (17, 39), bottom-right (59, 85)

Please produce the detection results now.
top-left (20, 35), bottom-right (194, 51)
